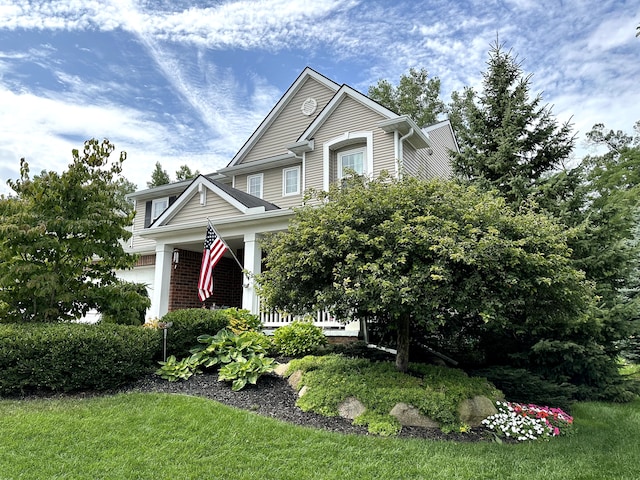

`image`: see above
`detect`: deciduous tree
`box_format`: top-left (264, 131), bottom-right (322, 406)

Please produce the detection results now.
top-left (368, 68), bottom-right (446, 128)
top-left (258, 175), bottom-right (594, 375)
top-left (0, 139), bottom-right (144, 322)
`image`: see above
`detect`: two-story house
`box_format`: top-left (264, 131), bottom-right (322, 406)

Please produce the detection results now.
top-left (123, 67), bottom-right (458, 337)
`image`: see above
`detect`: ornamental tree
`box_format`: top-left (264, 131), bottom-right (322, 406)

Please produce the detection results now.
top-left (0, 139), bottom-right (143, 322)
top-left (257, 175), bottom-right (594, 373)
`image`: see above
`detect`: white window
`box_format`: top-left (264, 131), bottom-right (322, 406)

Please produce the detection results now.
top-left (247, 173), bottom-right (263, 198)
top-left (151, 197), bottom-right (168, 221)
top-left (338, 147), bottom-right (365, 178)
top-left (282, 166), bottom-right (300, 196)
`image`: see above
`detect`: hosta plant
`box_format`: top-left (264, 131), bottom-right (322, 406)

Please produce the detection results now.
top-left (155, 329), bottom-right (276, 390)
top-left (218, 355), bottom-right (276, 391)
top-left (482, 401), bottom-right (573, 441)
top-left (155, 355), bottom-right (201, 382)
top-left (191, 328), bottom-right (270, 367)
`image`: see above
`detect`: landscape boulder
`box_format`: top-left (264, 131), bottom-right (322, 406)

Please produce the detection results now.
top-left (338, 397), bottom-right (366, 420)
top-left (390, 403), bottom-right (439, 428)
top-left (458, 396), bottom-right (498, 427)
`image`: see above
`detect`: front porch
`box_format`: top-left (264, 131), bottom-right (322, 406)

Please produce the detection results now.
top-left (148, 235), bottom-right (359, 337)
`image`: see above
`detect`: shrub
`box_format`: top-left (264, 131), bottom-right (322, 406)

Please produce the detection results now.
top-left (273, 320), bottom-right (327, 357)
top-left (0, 323), bottom-right (160, 395)
top-left (224, 308), bottom-right (263, 334)
top-left (159, 308), bottom-right (229, 359)
top-left (96, 281), bottom-right (150, 326)
top-left (471, 366), bottom-right (577, 411)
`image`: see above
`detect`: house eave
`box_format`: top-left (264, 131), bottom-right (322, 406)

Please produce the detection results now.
top-left (217, 153), bottom-right (300, 176)
top-left (127, 173), bottom-right (226, 201)
top-left (377, 116), bottom-right (430, 149)
top-left (137, 208), bottom-right (295, 240)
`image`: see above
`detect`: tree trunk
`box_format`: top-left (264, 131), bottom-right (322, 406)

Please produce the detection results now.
top-left (395, 315), bottom-right (410, 372)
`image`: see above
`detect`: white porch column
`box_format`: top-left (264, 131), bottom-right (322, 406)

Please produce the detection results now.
top-left (150, 243), bottom-right (173, 319)
top-left (242, 232), bottom-right (262, 313)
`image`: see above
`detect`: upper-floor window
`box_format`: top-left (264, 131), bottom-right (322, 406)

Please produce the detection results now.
top-left (323, 131), bottom-right (373, 191)
top-left (283, 166), bottom-right (301, 196)
top-left (247, 173), bottom-right (263, 198)
top-left (151, 197), bottom-right (168, 221)
top-left (338, 147), bottom-right (365, 178)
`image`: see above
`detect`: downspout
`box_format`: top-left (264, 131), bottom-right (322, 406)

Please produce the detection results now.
top-left (397, 128), bottom-right (414, 179)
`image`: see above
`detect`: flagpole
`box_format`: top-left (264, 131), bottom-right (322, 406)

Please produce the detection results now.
top-left (206, 218), bottom-right (251, 281)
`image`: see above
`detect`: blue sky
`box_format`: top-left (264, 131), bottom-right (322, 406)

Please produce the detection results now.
top-left (0, 0), bottom-right (638, 195)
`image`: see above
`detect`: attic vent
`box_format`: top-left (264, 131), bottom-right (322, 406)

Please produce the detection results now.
top-left (301, 97), bottom-right (317, 116)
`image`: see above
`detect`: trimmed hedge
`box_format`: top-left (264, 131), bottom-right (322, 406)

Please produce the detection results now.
top-left (0, 323), bottom-right (161, 395)
top-left (160, 308), bottom-right (230, 359)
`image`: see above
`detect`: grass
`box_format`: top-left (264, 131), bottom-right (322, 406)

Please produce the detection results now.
top-left (1, 393), bottom-right (639, 479)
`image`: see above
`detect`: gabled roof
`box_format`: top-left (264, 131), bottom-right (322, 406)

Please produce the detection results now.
top-left (422, 119), bottom-right (461, 153)
top-left (227, 67), bottom-right (340, 168)
top-left (150, 175), bottom-right (279, 228)
top-left (296, 84), bottom-right (431, 150)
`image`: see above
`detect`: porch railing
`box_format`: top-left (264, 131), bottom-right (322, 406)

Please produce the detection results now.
top-left (260, 308), bottom-right (344, 329)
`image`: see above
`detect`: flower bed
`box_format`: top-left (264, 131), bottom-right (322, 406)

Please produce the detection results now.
top-left (482, 401), bottom-right (573, 441)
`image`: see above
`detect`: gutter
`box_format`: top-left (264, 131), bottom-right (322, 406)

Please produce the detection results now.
top-left (397, 128), bottom-right (414, 178)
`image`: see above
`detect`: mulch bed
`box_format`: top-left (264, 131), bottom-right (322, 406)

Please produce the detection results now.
top-left (10, 371), bottom-right (493, 442)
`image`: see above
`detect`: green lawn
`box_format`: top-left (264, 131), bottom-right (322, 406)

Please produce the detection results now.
top-left (1, 393), bottom-right (639, 479)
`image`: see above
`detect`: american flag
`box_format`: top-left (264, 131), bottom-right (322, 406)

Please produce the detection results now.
top-left (197, 225), bottom-right (228, 302)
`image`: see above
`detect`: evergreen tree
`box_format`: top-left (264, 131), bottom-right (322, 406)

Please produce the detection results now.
top-left (450, 41), bottom-right (575, 204)
top-left (147, 162), bottom-right (171, 188)
top-left (175, 164), bottom-right (200, 181)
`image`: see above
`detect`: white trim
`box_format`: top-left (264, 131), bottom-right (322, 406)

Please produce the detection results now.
top-left (302, 152), bottom-right (306, 192)
top-left (297, 85), bottom-right (397, 144)
top-left (323, 131), bottom-right (374, 191)
top-left (152, 176), bottom-right (250, 227)
top-left (337, 147), bottom-right (366, 179)
top-left (151, 197), bottom-right (169, 222)
top-left (247, 173), bottom-right (264, 199)
top-left (282, 166), bottom-right (301, 196)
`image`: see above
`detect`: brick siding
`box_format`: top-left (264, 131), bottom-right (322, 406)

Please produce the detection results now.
top-left (168, 249), bottom-right (243, 311)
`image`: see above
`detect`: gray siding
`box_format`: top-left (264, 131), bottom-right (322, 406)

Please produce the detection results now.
top-left (130, 200), bottom-right (156, 252)
top-left (425, 124), bottom-right (455, 179)
top-left (305, 96), bottom-right (394, 191)
top-left (241, 77), bottom-right (336, 164)
top-left (234, 164), bottom-right (303, 209)
top-left (167, 190), bottom-right (244, 226)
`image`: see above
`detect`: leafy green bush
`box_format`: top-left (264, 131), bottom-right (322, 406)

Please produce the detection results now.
top-left (97, 281), bottom-right (150, 326)
top-left (287, 354), bottom-right (502, 435)
top-left (0, 323), bottom-right (160, 395)
top-left (155, 354), bottom-right (201, 382)
top-left (224, 308), bottom-right (263, 334)
top-left (191, 328), bottom-right (271, 366)
top-left (218, 355), bottom-right (276, 391)
top-left (160, 308), bottom-right (229, 358)
top-left (155, 329), bottom-right (276, 391)
top-left (273, 320), bottom-right (327, 357)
